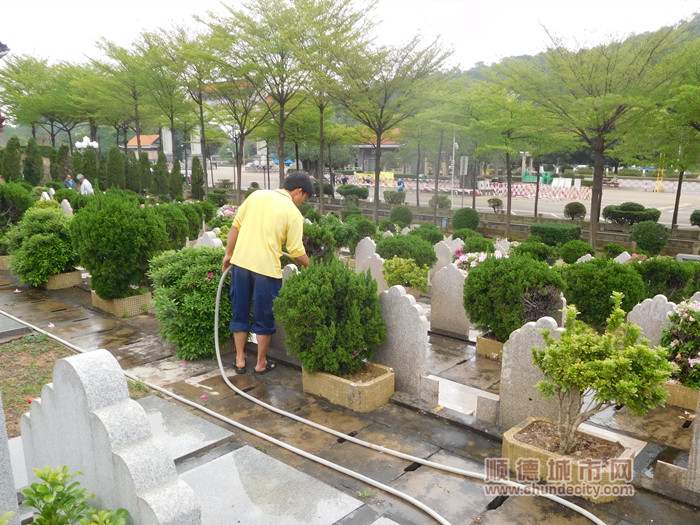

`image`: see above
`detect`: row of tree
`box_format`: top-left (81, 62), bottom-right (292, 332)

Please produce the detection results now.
top-left (0, 0), bottom-right (698, 240)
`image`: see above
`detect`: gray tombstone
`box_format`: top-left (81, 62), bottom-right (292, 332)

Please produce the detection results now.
top-left (281, 263), bottom-right (299, 281)
top-left (445, 236), bottom-right (465, 253)
top-left (494, 239), bottom-right (511, 253)
top-left (194, 231), bottom-right (223, 248)
top-left (356, 253), bottom-right (388, 294)
top-left (60, 199), bottom-right (73, 217)
top-left (375, 286), bottom-right (430, 402)
top-left (614, 251), bottom-right (632, 264)
top-left (575, 253), bottom-right (594, 263)
top-left (499, 317), bottom-right (570, 430)
top-left (430, 263), bottom-right (470, 340)
top-left (0, 393), bottom-right (20, 525)
top-left (691, 291), bottom-right (700, 303)
top-left (48, 187), bottom-right (55, 198)
top-left (381, 230), bottom-right (394, 238)
top-left (354, 237), bottom-right (377, 266)
top-left (21, 350), bottom-right (201, 524)
top-left (430, 241), bottom-right (454, 282)
top-left (39, 191), bottom-right (51, 201)
top-left (627, 294), bottom-right (675, 346)
top-left (400, 227), bottom-right (411, 235)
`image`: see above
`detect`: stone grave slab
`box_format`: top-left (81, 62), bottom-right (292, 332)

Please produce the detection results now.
top-left (430, 263), bottom-right (470, 339)
top-left (0, 394), bottom-right (20, 525)
top-left (627, 294), bottom-right (675, 346)
top-left (0, 313), bottom-right (30, 340)
top-left (355, 236), bottom-right (377, 264)
top-left (180, 446), bottom-right (362, 525)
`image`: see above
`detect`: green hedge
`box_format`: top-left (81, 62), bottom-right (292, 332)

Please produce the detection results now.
top-left (529, 222), bottom-right (581, 246)
top-left (336, 184), bottom-right (369, 200)
top-left (384, 190), bottom-right (406, 205)
top-left (602, 202), bottom-right (661, 225)
top-left (376, 234), bottom-right (437, 269)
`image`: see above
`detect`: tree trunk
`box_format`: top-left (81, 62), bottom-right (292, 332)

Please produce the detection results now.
top-left (373, 132), bottom-right (382, 224)
top-left (318, 105), bottom-right (325, 215)
top-left (278, 107), bottom-right (286, 188)
top-left (134, 100), bottom-right (142, 159)
top-left (589, 143), bottom-right (606, 246)
top-left (236, 135), bottom-right (244, 204)
top-left (433, 131), bottom-right (444, 225)
top-left (416, 144), bottom-right (421, 207)
top-left (505, 151), bottom-right (512, 239)
top-left (197, 94), bottom-right (209, 194)
top-left (672, 170), bottom-right (685, 228)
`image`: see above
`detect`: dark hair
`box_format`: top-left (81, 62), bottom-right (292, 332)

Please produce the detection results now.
top-left (283, 171), bottom-right (313, 196)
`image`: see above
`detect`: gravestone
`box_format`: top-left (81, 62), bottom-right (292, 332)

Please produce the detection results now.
top-left (0, 393), bottom-right (20, 525)
top-left (354, 237), bottom-right (376, 265)
top-left (499, 317), bottom-right (568, 430)
top-left (194, 231), bottom-right (223, 248)
top-left (444, 236), bottom-right (464, 253)
top-left (375, 286), bottom-right (431, 402)
top-left (21, 350), bottom-right (201, 524)
top-left (381, 230), bottom-right (394, 238)
top-left (430, 263), bottom-right (470, 340)
top-left (60, 199), bottom-right (73, 217)
top-left (40, 191), bottom-right (51, 201)
top-left (401, 227), bottom-right (411, 235)
top-left (356, 253), bottom-right (388, 294)
top-left (614, 251), bottom-right (632, 264)
top-left (430, 241), bottom-right (454, 282)
top-left (691, 291), bottom-right (700, 302)
top-left (576, 253), bottom-right (594, 263)
top-left (48, 188), bottom-right (55, 198)
top-left (281, 263), bottom-right (299, 281)
top-left (494, 239), bottom-right (511, 253)
top-left (627, 294), bottom-right (675, 346)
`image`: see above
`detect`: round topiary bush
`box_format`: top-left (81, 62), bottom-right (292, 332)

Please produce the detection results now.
top-left (462, 235), bottom-right (494, 254)
top-left (558, 239), bottom-right (595, 264)
top-left (302, 221), bottom-right (338, 261)
top-left (382, 256), bottom-right (429, 294)
top-left (511, 240), bottom-right (556, 264)
top-left (149, 246), bottom-right (231, 360)
top-left (428, 194), bottom-right (451, 209)
top-left (602, 202), bottom-right (661, 225)
top-left (463, 254), bottom-right (565, 342)
top-left (378, 218), bottom-right (397, 234)
top-left (602, 242), bottom-right (626, 259)
top-left (384, 190), bottom-right (406, 205)
top-left (529, 222), bottom-right (581, 246)
top-left (389, 204), bottom-right (413, 228)
top-left (561, 258), bottom-right (645, 332)
top-left (376, 234), bottom-right (437, 269)
top-left (151, 203), bottom-right (189, 251)
top-left (452, 207), bottom-right (480, 230)
top-left (344, 214), bottom-right (378, 254)
top-left (0, 182), bottom-right (36, 231)
top-left (273, 258), bottom-right (387, 375)
top-left (336, 184), bottom-right (369, 200)
top-left (452, 228), bottom-right (478, 242)
top-left (564, 201), bottom-right (586, 220)
top-left (176, 203), bottom-right (201, 240)
top-left (628, 256), bottom-right (698, 303)
top-left (487, 198), bottom-right (503, 213)
top-left (340, 204), bottom-right (363, 221)
top-left (630, 220), bottom-right (670, 256)
top-left (408, 222), bottom-right (444, 245)
top-left (691, 209), bottom-right (700, 227)
top-left (71, 192), bottom-right (169, 299)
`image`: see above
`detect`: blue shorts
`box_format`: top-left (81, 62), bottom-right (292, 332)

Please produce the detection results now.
top-left (229, 265), bottom-right (282, 335)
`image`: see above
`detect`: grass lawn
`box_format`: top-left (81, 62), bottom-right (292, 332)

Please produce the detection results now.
top-left (1, 333), bottom-right (152, 439)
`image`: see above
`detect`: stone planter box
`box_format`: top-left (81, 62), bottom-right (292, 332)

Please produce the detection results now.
top-left (664, 381), bottom-right (699, 411)
top-left (40, 270), bottom-right (83, 290)
top-left (476, 334), bottom-right (504, 361)
top-left (502, 417), bottom-right (635, 503)
top-left (91, 290), bottom-right (152, 318)
top-left (0, 255), bottom-right (12, 271)
top-left (302, 362), bottom-right (395, 413)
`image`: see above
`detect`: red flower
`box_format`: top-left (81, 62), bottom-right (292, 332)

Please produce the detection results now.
top-left (27, 397), bottom-right (36, 404)
top-left (206, 272), bottom-right (214, 281)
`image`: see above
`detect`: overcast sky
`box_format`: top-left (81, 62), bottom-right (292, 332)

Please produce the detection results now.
top-left (0, 0), bottom-right (698, 69)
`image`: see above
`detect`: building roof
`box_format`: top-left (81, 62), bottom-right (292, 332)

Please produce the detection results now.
top-left (126, 135), bottom-right (160, 148)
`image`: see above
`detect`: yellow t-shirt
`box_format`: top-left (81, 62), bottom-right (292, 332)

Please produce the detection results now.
top-left (230, 189), bottom-right (306, 279)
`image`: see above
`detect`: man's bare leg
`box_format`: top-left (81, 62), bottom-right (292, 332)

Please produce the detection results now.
top-left (255, 334), bottom-right (273, 372)
top-left (233, 331), bottom-right (248, 369)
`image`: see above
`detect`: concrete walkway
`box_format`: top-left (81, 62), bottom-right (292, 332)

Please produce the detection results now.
top-left (0, 270), bottom-right (698, 525)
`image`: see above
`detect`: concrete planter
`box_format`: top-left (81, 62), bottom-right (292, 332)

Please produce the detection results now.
top-left (0, 255), bottom-right (11, 271)
top-left (302, 362), bottom-right (395, 413)
top-left (476, 334), bottom-right (504, 361)
top-left (664, 381), bottom-right (699, 411)
top-left (502, 417), bottom-right (635, 503)
top-left (91, 290), bottom-right (152, 318)
top-left (40, 270), bottom-right (83, 290)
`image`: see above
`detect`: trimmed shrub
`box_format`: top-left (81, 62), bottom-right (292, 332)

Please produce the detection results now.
top-left (177, 203), bottom-right (201, 239)
top-left (389, 204), bottom-right (413, 228)
top-left (487, 197), bottom-right (503, 213)
top-left (628, 256), bottom-right (698, 303)
top-left (376, 234), bottom-right (437, 269)
top-left (302, 221), bottom-right (337, 261)
top-left (462, 235), bottom-right (495, 253)
top-left (313, 180), bottom-right (334, 197)
top-left (602, 242), bottom-right (626, 259)
top-left (691, 209), bottom-right (700, 227)
top-left (1, 137), bottom-right (21, 181)
top-left (630, 220), bottom-right (670, 256)
top-left (382, 256), bottom-right (429, 293)
top-left (190, 157), bottom-right (205, 199)
top-left (273, 258), bottom-right (387, 375)
top-left (558, 239), bottom-right (595, 264)
top-left (319, 213), bottom-right (351, 250)
top-left (561, 258), bottom-right (645, 332)
top-left (0, 182), bottom-right (35, 231)
top-left (378, 218), bottom-right (396, 234)
top-left (344, 214), bottom-right (378, 254)
top-left (452, 207), bottom-right (479, 230)
top-left (71, 192), bottom-right (168, 299)
top-left (244, 186), bottom-right (260, 199)
top-left (195, 199), bottom-right (217, 223)
top-left (151, 204), bottom-right (189, 251)
top-left (336, 184), bottom-right (369, 200)
top-left (660, 300), bottom-right (700, 388)
top-left (340, 204), bottom-right (363, 221)
top-left (428, 194), bottom-right (451, 209)
top-left (149, 247), bottom-right (231, 360)
top-left (529, 222), bottom-right (581, 246)
top-left (602, 202), bottom-right (661, 225)
top-left (464, 255), bottom-right (565, 342)
top-left (408, 222), bottom-right (444, 245)
top-left (563, 201), bottom-right (586, 220)
top-left (208, 188), bottom-right (228, 207)
top-left (452, 228), bottom-right (478, 242)
top-left (22, 138), bottom-right (44, 186)
top-left (512, 240), bottom-right (556, 264)
top-left (384, 190), bottom-right (406, 205)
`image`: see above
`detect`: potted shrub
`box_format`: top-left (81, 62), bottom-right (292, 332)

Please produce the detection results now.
top-left (273, 258), bottom-right (391, 412)
top-left (71, 190), bottom-right (168, 317)
top-left (6, 206), bottom-right (81, 289)
top-left (660, 299), bottom-right (700, 410)
top-left (463, 253), bottom-right (564, 359)
top-left (149, 246), bottom-right (232, 361)
top-left (382, 256), bottom-right (429, 298)
top-left (502, 293), bottom-right (673, 501)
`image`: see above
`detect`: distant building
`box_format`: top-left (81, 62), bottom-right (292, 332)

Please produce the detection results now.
top-left (126, 134), bottom-right (161, 162)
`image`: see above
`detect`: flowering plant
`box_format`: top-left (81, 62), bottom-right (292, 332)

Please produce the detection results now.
top-left (660, 300), bottom-right (700, 389)
top-left (218, 204), bottom-right (237, 218)
top-left (624, 252), bottom-right (648, 263)
top-left (454, 247), bottom-right (507, 275)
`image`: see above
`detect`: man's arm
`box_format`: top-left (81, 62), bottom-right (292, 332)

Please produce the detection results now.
top-left (222, 225), bottom-right (239, 272)
top-left (293, 254), bottom-right (309, 268)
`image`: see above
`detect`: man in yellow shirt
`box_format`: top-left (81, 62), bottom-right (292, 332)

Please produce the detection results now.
top-left (222, 172), bottom-right (312, 374)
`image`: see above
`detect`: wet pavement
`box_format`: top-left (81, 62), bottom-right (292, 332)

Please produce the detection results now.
top-left (1, 270), bottom-right (698, 525)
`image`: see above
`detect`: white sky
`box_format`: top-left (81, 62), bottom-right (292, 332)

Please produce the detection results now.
top-left (0, 0), bottom-right (698, 69)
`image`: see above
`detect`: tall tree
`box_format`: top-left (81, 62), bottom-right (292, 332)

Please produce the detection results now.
top-left (23, 137), bottom-right (44, 185)
top-left (105, 145), bottom-right (126, 189)
top-left (1, 136), bottom-right (21, 181)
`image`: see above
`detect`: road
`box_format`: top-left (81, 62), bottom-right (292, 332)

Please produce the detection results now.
top-left (207, 166), bottom-right (700, 228)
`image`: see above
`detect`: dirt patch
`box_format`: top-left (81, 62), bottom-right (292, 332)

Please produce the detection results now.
top-left (514, 420), bottom-right (625, 464)
top-left (342, 363), bottom-right (387, 383)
